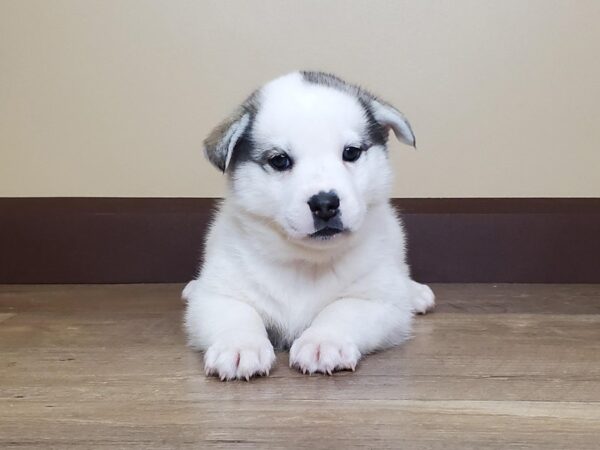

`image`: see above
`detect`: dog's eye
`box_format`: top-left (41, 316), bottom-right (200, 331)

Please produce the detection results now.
top-left (268, 153), bottom-right (293, 171)
top-left (342, 146), bottom-right (362, 162)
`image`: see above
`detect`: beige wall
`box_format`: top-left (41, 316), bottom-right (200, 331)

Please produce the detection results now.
top-left (1, 0), bottom-right (599, 198)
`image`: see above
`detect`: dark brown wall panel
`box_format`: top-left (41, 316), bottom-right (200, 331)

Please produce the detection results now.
top-left (1, 198), bottom-right (599, 284)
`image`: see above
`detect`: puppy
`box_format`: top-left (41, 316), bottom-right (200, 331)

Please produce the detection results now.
top-left (183, 72), bottom-right (435, 380)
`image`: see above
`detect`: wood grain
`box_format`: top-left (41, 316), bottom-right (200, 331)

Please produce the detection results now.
top-left (1, 284), bottom-right (599, 449)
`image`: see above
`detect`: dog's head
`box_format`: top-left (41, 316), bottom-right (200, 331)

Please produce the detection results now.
top-left (204, 72), bottom-right (415, 247)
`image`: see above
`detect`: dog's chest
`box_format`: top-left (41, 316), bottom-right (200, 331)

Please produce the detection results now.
top-left (244, 260), bottom-right (350, 346)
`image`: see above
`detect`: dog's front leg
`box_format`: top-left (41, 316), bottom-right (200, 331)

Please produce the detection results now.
top-left (289, 299), bottom-right (412, 375)
top-left (185, 292), bottom-right (275, 381)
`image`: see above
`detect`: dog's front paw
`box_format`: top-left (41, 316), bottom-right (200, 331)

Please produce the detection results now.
top-left (289, 328), bottom-right (361, 375)
top-left (410, 281), bottom-right (436, 314)
top-left (204, 333), bottom-right (275, 381)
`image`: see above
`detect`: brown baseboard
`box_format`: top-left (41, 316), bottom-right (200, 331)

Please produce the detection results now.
top-left (1, 198), bottom-right (599, 284)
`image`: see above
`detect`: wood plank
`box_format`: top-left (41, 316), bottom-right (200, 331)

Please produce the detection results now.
top-left (0, 313), bottom-right (15, 324)
top-left (1, 284), bottom-right (599, 448)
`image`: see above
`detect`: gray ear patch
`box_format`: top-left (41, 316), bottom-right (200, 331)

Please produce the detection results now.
top-left (204, 112), bottom-right (250, 172)
top-left (368, 99), bottom-right (416, 147)
top-left (203, 91), bottom-right (260, 172)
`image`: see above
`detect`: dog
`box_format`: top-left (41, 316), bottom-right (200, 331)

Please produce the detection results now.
top-left (183, 71), bottom-right (435, 380)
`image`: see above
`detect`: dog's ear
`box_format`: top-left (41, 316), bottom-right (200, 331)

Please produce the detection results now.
top-left (204, 110), bottom-right (251, 172)
top-left (368, 99), bottom-right (416, 148)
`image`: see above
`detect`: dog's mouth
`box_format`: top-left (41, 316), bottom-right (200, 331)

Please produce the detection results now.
top-left (308, 226), bottom-right (347, 240)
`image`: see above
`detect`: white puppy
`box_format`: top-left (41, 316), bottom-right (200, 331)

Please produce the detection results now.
top-left (183, 72), bottom-right (434, 380)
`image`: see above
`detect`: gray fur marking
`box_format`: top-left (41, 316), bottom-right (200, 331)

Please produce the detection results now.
top-left (204, 90), bottom-right (261, 172)
top-left (301, 71), bottom-right (416, 147)
top-left (204, 71), bottom-right (415, 173)
top-left (301, 71), bottom-right (389, 146)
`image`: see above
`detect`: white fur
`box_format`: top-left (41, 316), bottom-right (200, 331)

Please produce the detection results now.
top-left (184, 72), bottom-right (434, 380)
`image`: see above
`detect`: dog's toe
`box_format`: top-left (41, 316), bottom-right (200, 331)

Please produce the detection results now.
top-left (410, 282), bottom-right (436, 314)
top-left (290, 329), bottom-right (361, 375)
top-left (204, 333), bottom-right (275, 381)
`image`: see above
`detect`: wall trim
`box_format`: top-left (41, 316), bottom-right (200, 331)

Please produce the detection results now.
top-left (1, 198), bottom-right (599, 284)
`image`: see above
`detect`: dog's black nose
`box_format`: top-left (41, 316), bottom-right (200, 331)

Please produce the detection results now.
top-left (307, 191), bottom-right (340, 221)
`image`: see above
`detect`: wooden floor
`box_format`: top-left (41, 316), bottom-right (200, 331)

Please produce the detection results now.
top-left (1, 284), bottom-right (599, 449)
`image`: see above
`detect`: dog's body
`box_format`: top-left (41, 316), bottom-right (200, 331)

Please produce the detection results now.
top-left (184, 72), bottom-right (434, 380)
